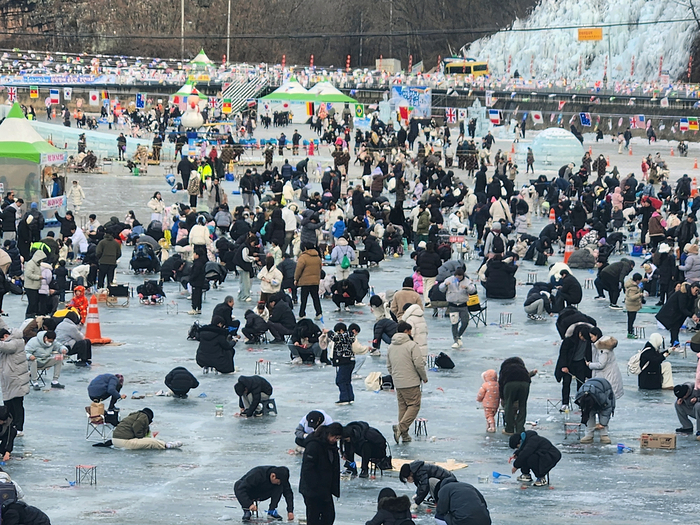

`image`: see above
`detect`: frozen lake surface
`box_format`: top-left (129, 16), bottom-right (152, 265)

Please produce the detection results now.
top-left (7, 122), bottom-right (700, 524)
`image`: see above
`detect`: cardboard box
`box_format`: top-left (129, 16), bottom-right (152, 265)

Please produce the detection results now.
top-left (640, 433), bottom-right (676, 449)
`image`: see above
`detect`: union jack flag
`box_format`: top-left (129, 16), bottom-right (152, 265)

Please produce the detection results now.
top-left (629, 116), bottom-right (638, 129)
top-left (445, 107), bottom-right (457, 124)
top-left (7, 87), bottom-right (16, 102)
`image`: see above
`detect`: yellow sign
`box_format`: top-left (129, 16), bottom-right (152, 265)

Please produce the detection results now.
top-left (578, 28), bottom-right (603, 41)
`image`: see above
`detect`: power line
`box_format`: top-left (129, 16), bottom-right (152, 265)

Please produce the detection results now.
top-left (0, 17), bottom-right (697, 41)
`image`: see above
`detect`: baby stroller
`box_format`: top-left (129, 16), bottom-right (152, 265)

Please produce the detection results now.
top-left (204, 261), bottom-right (227, 289)
top-left (130, 243), bottom-right (160, 274)
top-left (137, 280), bottom-right (166, 305)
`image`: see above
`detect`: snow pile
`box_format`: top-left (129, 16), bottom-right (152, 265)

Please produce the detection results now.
top-left (463, 0), bottom-right (698, 81)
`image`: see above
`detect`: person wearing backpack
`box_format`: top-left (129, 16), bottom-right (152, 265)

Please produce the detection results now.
top-left (483, 221), bottom-right (505, 259)
top-left (575, 377), bottom-right (616, 444)
top-left (330, 236), bottom-right (355, 281)
top-left (439, 267), bottom-right (477, 349)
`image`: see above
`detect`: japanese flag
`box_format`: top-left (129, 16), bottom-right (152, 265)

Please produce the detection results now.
top-left (531, 111), bottom-right (543, 125)
top-left (89, 91), bottom-right (99, 106)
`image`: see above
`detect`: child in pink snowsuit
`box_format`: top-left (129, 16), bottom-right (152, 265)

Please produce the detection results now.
top-left (476, 369), bottom-right (500, 432)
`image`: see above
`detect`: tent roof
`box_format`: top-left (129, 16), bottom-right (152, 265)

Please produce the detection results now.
top-left (171, 83), bottom-right (208, 100)
top-left (307, 82), bottom-right (346, 96)
top-left (261, 83), bottom-right (356, 103)
top-left (189, 49), bottom-right (213, 65)
top-left (267, 82), bottom-right (309, 95)
top-left (0, 103), bottom-right (66, 163)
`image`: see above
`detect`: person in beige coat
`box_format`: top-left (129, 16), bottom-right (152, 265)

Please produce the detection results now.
top-left (390, 277), bottom-right (424, 318)
top-left (401, 303), bottom-right (428, 357)
top-left (624, 273), bottom-right (644, 339)
top-left (0, 329), bottom-right (28, 435)
top-left (387, 322), bottom-right (428, 444)
top-left (294, 243), bottom-right (323, 319)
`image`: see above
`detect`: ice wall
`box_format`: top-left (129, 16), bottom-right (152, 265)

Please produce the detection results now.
top-left (463, 0), bottom-right (698, 81)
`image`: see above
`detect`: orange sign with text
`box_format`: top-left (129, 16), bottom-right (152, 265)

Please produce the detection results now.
top-left (578, 28), bottom-right (603, 41)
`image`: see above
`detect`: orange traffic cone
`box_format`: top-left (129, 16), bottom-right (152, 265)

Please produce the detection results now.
top-left (692, 177), bottom-right (698, 198)
top-left (694, 158), bottom-right (698, 170)
top-left (629, 146), bottom-right (633, 156)
top-left (563, 232), bottom-right (574, 264)
top-left (549, 208), bottom-right (556, 223)
top-left (511, 142), bottom-right (515, 154)
top-left (588, 145), bottom-right (592, 155)
top-left (606, 155), bottom-right (610, 167)
top-left (671, 148), bottom-right (675, 157)
top-left (84, 295), bottom-right (112, 345)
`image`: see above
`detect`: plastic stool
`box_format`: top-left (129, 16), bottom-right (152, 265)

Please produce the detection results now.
top-left (414, 418), bottom-right (428, 436)
top-left (76, 465), bottom-right (97, 485)
top-left (634, 326), bottom-right (645, 339)
top-left (254, 359), bottom-right (271, 375)
top-left (496, 408), bottom-right (505, 427)
top-left (527, 272), bottom-right (538, 284)
top-left (583, 278), bottom-right (594, 289)
top-left (564, 422), bottom-right (582, 440)
top-left (499, 312), bottom-right (512, 326)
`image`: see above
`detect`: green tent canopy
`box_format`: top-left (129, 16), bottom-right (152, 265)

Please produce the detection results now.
top-left (189, 49), bottom-right (213, 68)
top-left (261, 81), bottom-right (356, 103)
top-left (0, 103), bottom-right (65, 164)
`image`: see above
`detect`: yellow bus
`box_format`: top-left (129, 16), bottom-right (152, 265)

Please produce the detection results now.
top-left (442, 58), bottom-right (489, 77)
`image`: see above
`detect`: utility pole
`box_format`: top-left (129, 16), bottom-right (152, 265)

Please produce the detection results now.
top-left (226, 0), bottom-right (231, 65)
top-left (359, 13), bottom-right (363, 67)
top-left (389, 0), bottom-right (393, 56)
top-left (181, 0), bottom-right (185, 60)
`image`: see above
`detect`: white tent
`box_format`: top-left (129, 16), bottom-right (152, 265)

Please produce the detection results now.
top-left (269, 82), bottom-right (309, 95)
top-left (307, 82), bottom-right (345, 96)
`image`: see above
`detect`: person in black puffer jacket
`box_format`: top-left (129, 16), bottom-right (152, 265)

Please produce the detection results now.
top-left (365, 488), bottom-right (412, 525)
top-left (509, 431), bottom-right (561, 486)
top-left (416, 242), bottom-right (442, 305)
top-left (300, 423), bottom-right (343, 525)
top-left (2, 501), bottom-right (52, 525)
top-left (399, 460), bottom-right (455, 506)
top-left (164, 367), bottom-right (199, 398)
top-left (242, 309), bottom-right (269, 344)
top-left (3, 241), bottom-right (21, 279)
top-left (348, 269), bottom-right (370, 303)
top-left (264, 208), bottom-right (286, 247)
top-left (499, 357), bottom-right (536, 434)
top-left (195, 316), bottom-right (235, 373)
top-left (483, 255), bottom-right (518, 299)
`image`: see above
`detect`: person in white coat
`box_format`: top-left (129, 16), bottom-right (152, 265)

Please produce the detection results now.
top-left (401, 303), bottom-right (428, 357)
top-left (257, 256), bottom-right (282, 304)
top-left (147, 192), bottom-right (166, 223)
top-left (587, 336), bottom-right (624, 399)
top-left (66, 180), bottom-right (86, 212)
top-left (0, 328), bottom-right (29, 435)
top-left (188, 215), bottom-right (212, 251)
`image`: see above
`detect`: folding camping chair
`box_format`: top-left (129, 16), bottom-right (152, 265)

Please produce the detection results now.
top-left (468, 298), bottom-right (488, 328)
top-left (106, 284), bottom-right (131, 308)
top-left (85, 406), bottom-right (114, 443)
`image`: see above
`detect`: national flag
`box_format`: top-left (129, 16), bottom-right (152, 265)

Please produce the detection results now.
top-left (558, 101), bottom-right (566, 111)
top-left (135, 93), bottom-right (145, 109)
top-left (557, 113), bottom-right (563, 125)
top-left (637, 115), bottom-right (646, 128)
top-left (89, 91), bottom-right (99, 105)
top-left (355, 104), bottom-right (364, 118)
top-left (457, 109), bottom-right (467, 122)
top-left (101, 89), bottom-right (109, 100)
top-left (305, 101), bottom-right (314, 116)
top-left (629, 116), bottom-right (638, 129)
top-left (512, 106), bottom-right (519, 118)
top-left (579, 112), bottom-right (592, 126)
top-left (29, 86), bottom-right (38, 99)
top-left (689, 117), bottom-right (699, 131)
top-left (246, 99), bottom-right (256, 108)
top-left (550, 113), bottom-right (555, 122)
top-left (398, 106), bottom-right (409, 121)
top-left (617, 117), bottom-right (624, 128)
top-left (6, 87), bottom-right (16, 102)
top-left (488, 109), bottom-right (501, 125)
top-left (222, 99), bottom-right (232, 114)
top-left (660, 97), bottom-right (669, 108)
top-left (680, 118), bottom-right (689, 132)
top-left (63, 87), bottom-right (72, 100)
top-left (531, 111), bottom-right (543, 125)
top-left (485, 91), bottom-right (494, 107)
top-left (49, 89), bottom-right (59, 105)
top-left (445, 108), bottom-right (457, 124)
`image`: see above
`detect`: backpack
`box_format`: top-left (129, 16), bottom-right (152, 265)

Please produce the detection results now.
top-left (134, 244), bottom-right (152, 261)
top-left (187, 322), bottom-right (201, 341)
top-left (341, 253), bottom-right (351, 269)
top-left (435, 352), bottom-right (455, 369)
top-left (627, 348), bottom-right (649, 375)
top-left (491, 233), bottom-right (505, 254)
top-left (0, 481), bottom-right (17, 508)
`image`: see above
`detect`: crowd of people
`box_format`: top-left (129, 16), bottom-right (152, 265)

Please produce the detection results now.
top-left (1, 101), bottom-right (700, 523)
